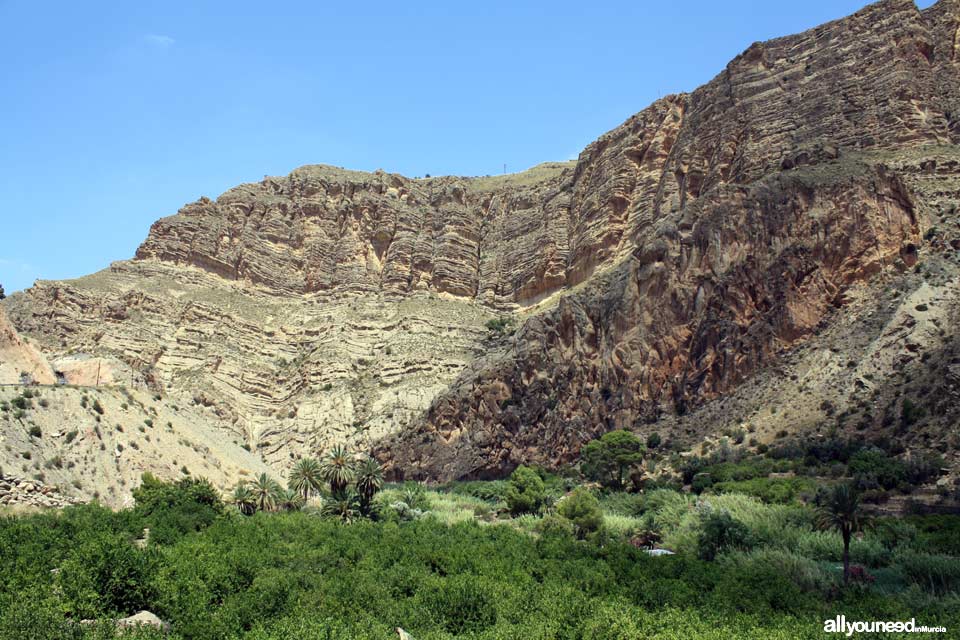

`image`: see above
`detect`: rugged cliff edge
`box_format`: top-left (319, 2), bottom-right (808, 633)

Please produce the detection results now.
top-left (4, 0), bottom-right (960, 495)
top-left (378, 0), bottom-right (960, 478)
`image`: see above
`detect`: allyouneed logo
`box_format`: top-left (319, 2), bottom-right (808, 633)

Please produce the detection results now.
top-left (824, 615), bottom-right (947, 636)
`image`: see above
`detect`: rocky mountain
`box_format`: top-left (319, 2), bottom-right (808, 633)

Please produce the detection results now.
top-left (3, 0), bottom-right (959, 499)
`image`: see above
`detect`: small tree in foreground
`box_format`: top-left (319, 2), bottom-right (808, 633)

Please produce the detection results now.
top-left (580, 430), bottom-right (645, 489)
top-left (356, 456), bottom-right (384, 514)
top-left (250, 473), bottom-right (283, 513)
top-left (697, 510), bottom-right (754, 561)
top-left (321, 444), bottom-right (355, 494)
top-left (558, 488), bottom-right (603, 539)
top-left (504, 465), bottom-right (546, 515)
top-left (289, 457), bottom-right (323, 500)
top-left (818, 482), bottom-right (867, 585)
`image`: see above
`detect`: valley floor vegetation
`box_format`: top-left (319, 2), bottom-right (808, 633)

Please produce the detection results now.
top-left (1, 432), bottom-right (958, 639)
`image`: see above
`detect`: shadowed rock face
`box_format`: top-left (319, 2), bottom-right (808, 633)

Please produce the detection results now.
top-left (377, 0), bottom-right (960, 479)
top-left (5, 0), bottom-right (960, 487)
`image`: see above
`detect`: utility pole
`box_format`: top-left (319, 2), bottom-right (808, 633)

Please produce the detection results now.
top-left (503, 163), bottom-right (506, 175)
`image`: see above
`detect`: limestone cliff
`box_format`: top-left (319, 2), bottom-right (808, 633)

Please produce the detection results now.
top-left (378, 0), bottom-right (960, 478)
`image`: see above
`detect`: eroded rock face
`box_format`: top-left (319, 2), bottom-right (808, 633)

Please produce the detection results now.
top-left (5, 0), bottom-right (960, 485)
top-left (0, 308), bottom-right (55, 385)
top-left (377, 0), bottom-right (960, 479)
top-left (134, 162), bottom-right (580, 307)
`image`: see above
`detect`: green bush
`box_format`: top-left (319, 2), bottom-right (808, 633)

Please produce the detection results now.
top-left (559, 489), bottom-right (604, 539)
top-left (598, 491), bottom-right (646, 517)
top-left (485, 316), bottom-right (514, 335)
top-left (131, 473), bottom-right (223, 544)
top-left (57, 534), bottom-right (159, 618)
top-left (443, 479), bottom-right (508, 502)
top-left (714, 477), bottom-right (814, 504)
top-left (504, 466), bottom-right (546, 515)
top-left (417, 575), bottom-right (498, 634)
top-left (848, 448), bottom-right (907, 490)
top-left (697, 510), bottom-right (755, 560)
top-left (905, 515), bottom-right (960, 555)
top-left (691, 472), bottom-right (713, 494)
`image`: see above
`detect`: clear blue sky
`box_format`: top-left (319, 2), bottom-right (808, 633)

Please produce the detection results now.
top-left (0, 0), bottom-right (935, 294)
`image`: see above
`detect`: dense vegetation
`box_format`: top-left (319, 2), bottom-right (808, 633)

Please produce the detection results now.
top-left (1, 435), bottom-right (958, 639)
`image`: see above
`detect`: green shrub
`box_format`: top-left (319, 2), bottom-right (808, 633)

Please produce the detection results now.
top-left (905, 515), bottom-right (960, 555)
top-left (57, 534), bottom-right (159, 618)
top-left (599, 491), bottom-right (646, 517)
top-left (713, 477), bottom-right (814, 504)
top-left (400, 483), bottom-right (430, 511)
top-left (900, 398), bottom-right (926, 429)
top-left (848, 448), bottom-right (907, 490)
top-left (444, 479), bottom-right (508, 502)
top-left (727, 549), bottom-right (836, 594)
top-left (417, 575), bottom-right (497, 634)
top-left (691, 472), bottom-right (713, 494)
top-left (27, 425), bottom-right (41, 438)
top-left (558, 488), bottom-right (604, 539)
top-left (697, 510), bottom-right (755, 560)
top-left (65, 429), bottom-right (79, 444)
top-left (131, 473), bottom-right (223, 544)
top-left (485, 316), bottom-right (514, 335)
top-left (504, 466), bottom-right (546, 515)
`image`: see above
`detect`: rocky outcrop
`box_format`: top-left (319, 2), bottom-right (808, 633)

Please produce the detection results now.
top-left (0, 474), bottom-right (82, 508)
top-left (134, 162), bottom-right (579, 307)
top-left (378, 0), bottom-right (960, 479)
top-left (0, 307), bottom-right (55, 385)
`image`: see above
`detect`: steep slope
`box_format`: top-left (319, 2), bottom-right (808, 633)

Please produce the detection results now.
top-left (378, 0), bottom-right (960, 478)
top-left (0, 312), bottom-right (274, 506)
top-left (3, 0), bottom-right (960, 493)
top-left (3, 162), bottom-right (587, 470)
top-left (0, 307), bottom-right (55, 385)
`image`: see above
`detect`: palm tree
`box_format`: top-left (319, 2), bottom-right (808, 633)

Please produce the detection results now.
top-left (818, 483), bottom-right (867, 585)
top-left (289, 457), bottom-right (323, 500)
top-left (320, 444), bottom-right (355, 494)
top-left (249, 473), bottom-right (283, 512)
top-left (355, 456), bottom-right (384, 512)
top-left (321, 490), bottom-right (361, 523)
top-left (231, 483), bottom-right (256, 516)
top-left (277, 488), bottom-right (305, 512)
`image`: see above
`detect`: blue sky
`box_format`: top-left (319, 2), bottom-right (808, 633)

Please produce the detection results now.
top-left (0, 0), bottom-right (935, 294)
